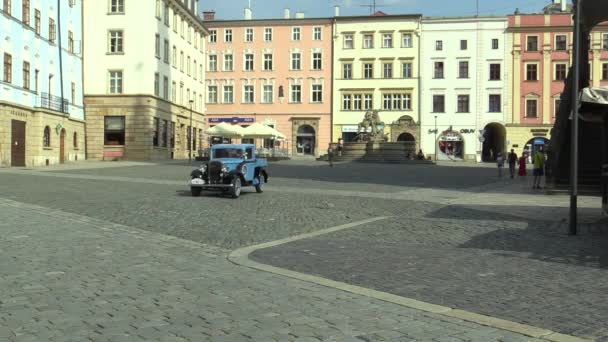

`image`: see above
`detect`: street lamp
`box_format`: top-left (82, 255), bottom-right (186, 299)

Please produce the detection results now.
top-left (434, 115), bottom-right (438, 161)
top-left (189, 99), bottom-right (194, 164)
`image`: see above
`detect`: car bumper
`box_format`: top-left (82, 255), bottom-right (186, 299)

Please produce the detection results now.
top-left (189, 179), bottom-right (233, 189)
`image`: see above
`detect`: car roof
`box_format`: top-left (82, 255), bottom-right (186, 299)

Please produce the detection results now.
top-left (211, 144), bottom-right (255, 149)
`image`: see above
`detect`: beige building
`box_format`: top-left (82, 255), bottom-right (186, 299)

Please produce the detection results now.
top-left (332, 13), bottom-right (422, 146)
top-left (84, 0), bottom-right (207, 161)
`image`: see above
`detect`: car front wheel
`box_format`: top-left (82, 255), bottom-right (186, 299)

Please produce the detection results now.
top-left (230, 177), bottom-right (242, 198)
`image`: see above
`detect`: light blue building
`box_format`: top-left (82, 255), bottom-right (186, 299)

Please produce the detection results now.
top-left (1, 0), bottom-right (85, 167)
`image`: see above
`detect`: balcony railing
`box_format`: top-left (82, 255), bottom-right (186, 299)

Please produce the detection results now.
top-left (39, 92), bottom-right (70, 114)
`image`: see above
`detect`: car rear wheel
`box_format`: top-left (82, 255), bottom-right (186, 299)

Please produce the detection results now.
top-left (231, 177), bottom-right (242, 198)
top-left (191, 187), bottom-right (201, 197)
top-left (255, 177), bottom-right (263, 193)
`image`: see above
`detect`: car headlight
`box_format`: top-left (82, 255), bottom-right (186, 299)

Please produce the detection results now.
top-left (199, 164), bottom-right (207, 172)
top-left (221, 165), bottom-right (229, 173)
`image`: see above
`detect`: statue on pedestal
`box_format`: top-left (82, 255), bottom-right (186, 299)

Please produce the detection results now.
top-left (356, 110), bottom-right (386, 142)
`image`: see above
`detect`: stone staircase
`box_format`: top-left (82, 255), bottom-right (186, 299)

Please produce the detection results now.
top-left (319, 142), bottom-right (434, 164)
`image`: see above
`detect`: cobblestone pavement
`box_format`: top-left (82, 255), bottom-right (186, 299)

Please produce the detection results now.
top-left (0, 198), bottom-right (546, 342)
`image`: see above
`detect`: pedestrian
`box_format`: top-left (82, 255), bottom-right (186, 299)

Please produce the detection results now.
top-left (417, 149), bottom-right (425, 160)
top-left (337, 138), bottom-right (344, 157)
top-left (327, 143), bottom-right (335, 167)
top-left (507, 149), bottom-right (518, 179)
top-left (518, 152), bottom-right (527, 177)
top-left (496, 152), bottom-right (504, 177)
top-left (532, 146), bottom-right (546, 189)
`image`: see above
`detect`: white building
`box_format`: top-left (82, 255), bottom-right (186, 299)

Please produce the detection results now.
top-left (420, 17), bottom-right (508, 162)
top-left (1, 0), bottom-right (85, 167)
top-left (83, 0), bottom-right (207, 161)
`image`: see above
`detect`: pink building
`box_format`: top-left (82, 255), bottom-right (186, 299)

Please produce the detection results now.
top-left (507, 6), bottom-right (608, 155)
top-left (203, 10), bottom-right (333, 157)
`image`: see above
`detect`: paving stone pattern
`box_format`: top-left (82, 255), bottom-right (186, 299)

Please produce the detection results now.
top-left (0, 199), bottom-right (544, 342)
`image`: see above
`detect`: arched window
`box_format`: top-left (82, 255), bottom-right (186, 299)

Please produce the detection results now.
top-left (43, 126), bottom-right (51, 147)
top-left (73, 132), bottom-right (78, 148)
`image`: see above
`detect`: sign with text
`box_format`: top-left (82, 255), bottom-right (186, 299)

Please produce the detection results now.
top-left (208, 117), bottom-right (255, 124)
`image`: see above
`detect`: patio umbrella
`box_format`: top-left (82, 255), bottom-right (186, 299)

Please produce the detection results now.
top-left (243, 122), bottom-right (285, 138)
top-left (205, 122), bottom-right (244, 137)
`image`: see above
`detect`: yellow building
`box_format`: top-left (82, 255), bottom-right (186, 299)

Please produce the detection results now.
top-left (332, 13), bottom-right (422, 146)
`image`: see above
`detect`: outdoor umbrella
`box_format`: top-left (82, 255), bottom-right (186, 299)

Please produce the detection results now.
top-left (243, 122), bottom-right (285, 138)
top-left (205, 122), bottom-right (244, 137)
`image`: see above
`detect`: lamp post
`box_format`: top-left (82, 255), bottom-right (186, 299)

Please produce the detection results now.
top-left (569, 0), bottom-right (582, 235)
top-left (434, 115), bottom-right (438, 161)
top-left (189, 100), bottom-right (194, 164)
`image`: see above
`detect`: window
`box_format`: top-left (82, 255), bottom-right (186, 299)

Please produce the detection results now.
top-left (43, 126), bottom-right (51, 147)
top-left (435, 40), bottom-right (443, 51)
top-left (187, 25), bottom-right (191, 44)
top-left (2, 0), bottom-right (10, 15)
top-left (313, 27), bottom-right (322, 40)
top-left (34, 10), bottom-right (40, 34)
top-left (434, 62), bottom-right (444, 79)
top-left (383, 33), bottom-right (393, 48)
top-left (353, 94), bottom-right (362, 110)
top-left (49, 18), bottom-right (56, 43)
top-left (34, 69), bottom-right (39, 93)
top-left (555, 35), bottom-right (567, 51)
top-left (224, 54), bottom-right (233, 71)
top-left (224, 29), bottom-right (232, 42)
top-left (602, 63), bottom-right (608, 80)
top-left (554, 98), bottom-right (561, 117)
top-left (71, 82), bottom-right (75, 104)
top-left (172, 11), bottom-right (177, 32)
top-left (193, 61), bottom-right (197, 79)
top-left (489, 64), bottom-right (501, 80)
top-left (180, 51), bottom-right (184, 72)
top-left (403, 94), bottom-right (411, 110)
top-left (264, 28), bottom-right (272, 42)
top-left (290, 85), bottom-right (301, 103)
top-left (22, 61), bottom-right (30, 90)
top-left (402, 33), bottom-right (412, 48)
top-left (153, 118), bottom-right (159, 146)
top-left (526, 64), bottom-right (538, 81)
top-left (223, 85), bottom-right (233, 103)
top-left (460, 40), bottom-right (467, 50)
top-left (343, 94), bottom-right (351, 110)
top-left (187, 56), bottom-right (191, 75)
top-left (392, 94), bottom-right (401, 110)
top-left (527, 36), bottom-right (538, 51)
top-left (104, 117), bottom-right (125, 145)
top-left (180, 18), bottom-right (184, 38)
top-left (164, 2), bottom-right (169, 26)
top-left (382, 62), bottom-right (392, 79)
top-left (402, 62), bottom-right (412, 78)
top-left (364, 63), bottom-right (373, 79)
top-left (492, 38), bottom-right (499, 49)
top-left (155, 34), bottom-right (160, 58)
top-left (555, 63), bottom-right (567, 81)
top-left (245, 28), bottom-right (254, 42)
top-left (291, 53), bottom-right (301, 70)
top-left (22, 0), bottom-right (30, 26)
top-left (359, 94), bottom-right (370, 110)
top-left (171, 81), bottom-right (176, 102)
top-left (292, 27), bottom-right (301, 41)
top-left (154, 73), bottom-right (159, 96)
top-left (208, 86), bottom-right (217, 103)
top-left (311, 85), bottom-right (322, 103)
top-left (110, 0), bottom-right (124, 13)
top-left (162, 120), bottom-right (168, 147)
top-left (4, 53), bottom-right (12, 83)
top-left (244, 54), bottom-right (254, 71)
top-left (458, 61), bottom-right (469, 78)
top-left (73, 132), bottom-right (78, 148)
top-left (163, 76), bottom-right (168, 99)
top-left (489, 95), bottom-right (501, 112)
top-left (108, 70), bottom-right (123, 94)
top-left (603, 33), bottom-right (608, 50)
top-left (457, 95), bottom-right (470, 113)
top-left (433, 95), bottom-right (445, 113)
top-left (263, 53), bottom-right (273, 71)
top-left (163, 39), bottom-right (169, 63)
top-left (363, 34), bottom-right (373, 49)
top-left (180, 83), bottom-right (183, 103)
top-left (263, 85), bottom-right (273, 103)
top-left (155, 0), bottom-right (160, 18)
top-left (172, 46), bottom-right (176, 67)
top-left (526, 99), bottom-right (538, 118)
top-left (243, 85), bottom-right (254, 103)
top-left (383, 94), bottom-right (392, 110)
top-left (343, 63), bottom-right (352, 79)
top-left (208, 55), bottom-right (217, 72)
top-left (344, 34), bottom-right (353, 49)
top-left (312, 53), bottom-right (322, 70)
top-left (209, 29), bottom-right (217, 43)
top-left (109, 30), bottom-right (123, 53)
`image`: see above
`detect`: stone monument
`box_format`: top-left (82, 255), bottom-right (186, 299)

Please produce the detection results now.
top-left (356, 110), bottom-right (387, 142)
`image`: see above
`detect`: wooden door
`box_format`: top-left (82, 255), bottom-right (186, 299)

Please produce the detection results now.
top-left (11, 120), bottom-right (26, 167)
top-left (60, 129), bottom-right (66, 163)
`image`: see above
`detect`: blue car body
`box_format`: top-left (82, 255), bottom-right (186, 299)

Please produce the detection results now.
top-left (189, 144), bottom-right (268, 198)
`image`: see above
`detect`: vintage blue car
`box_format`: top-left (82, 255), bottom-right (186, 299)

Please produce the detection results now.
top-left (189, 144), bottom-right (268, 198)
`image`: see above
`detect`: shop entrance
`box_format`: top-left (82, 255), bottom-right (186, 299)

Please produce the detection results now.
top-left (481, 123), bottom-right (506, 162)
top-left (296, 125), bottom-right (316, 155)
top-left (397, 132), bottom-right (416, 142)
top-left (60, 128), bottom-right (66, 163)
top-left (11, 120), bottom-right (26, 167)
top-left (437, 129), bottom-right (464, 160)
top-left (524, 137), bottom-right (549, 163)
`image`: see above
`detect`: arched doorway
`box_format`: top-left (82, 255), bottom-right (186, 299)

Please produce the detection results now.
top-left (397, 132), bottom-right (415, 142)
top-left (437, 128), bottom-right (464, 160)
top-left (481, 123), bottom-right (506, 162)
top-left (59, 128), bottom-right (66, 163)
top-left (296, 125), bottom-right (315, 156)
top-left (524, 137), bottom-right (549, 163)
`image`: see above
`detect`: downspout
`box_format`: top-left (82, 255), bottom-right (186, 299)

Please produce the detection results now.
top-left (57, 0), bottom-right (65, 113)
top-left (81, 0), bottom-right (87, 160)
top-left (330, 18), bottom-right (336, 144)
top-left (417, 17), bottom-right (422, 151)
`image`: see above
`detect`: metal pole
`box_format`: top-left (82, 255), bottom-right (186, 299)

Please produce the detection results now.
top-left (570, 0), bottom-right (582, 235)
top-left (189, 100), bottom-right (193, 164)
top-left (434, 115), bottom-right (438, 161)
top-left (57, 0), bottom-right (65, 113)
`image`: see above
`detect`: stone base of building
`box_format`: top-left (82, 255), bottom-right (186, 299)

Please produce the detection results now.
top-left (505, 124), bottom-right (552, 155)
top-left (0, 101), bottom-right (85, 167)
top-left (85, 95), bottom-right (205, 161)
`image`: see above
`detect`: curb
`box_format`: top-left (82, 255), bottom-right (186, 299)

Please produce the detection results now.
top-left (228, 217), bottom-right (594, 342)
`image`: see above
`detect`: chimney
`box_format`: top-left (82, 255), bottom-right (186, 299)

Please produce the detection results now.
top-left (284, 8), bottom-right (290, 19)
top-left (561, 0), bottom-right (567, 12)
top-left (295, 11), bottom-right (304, 19)
top-left (334, 5), bottom-right (340, 17)
top-left (244, 7), bottom-right (252, 20)
top-left (203, 11), bottom-right (216, 21)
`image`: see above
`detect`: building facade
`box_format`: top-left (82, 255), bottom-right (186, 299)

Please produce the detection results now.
top-left (420, 16), bottom-right (508, 162)
top-left (203, 9), bottom-right (332, 157)
top-left (1, 0), bottom-right (85, 167)
top-left (332, 13), bottom-right (421, 147)
top-left (84, 0), bottom-right (207, 161)
top-left (506, 9), bottom-right (608, 158)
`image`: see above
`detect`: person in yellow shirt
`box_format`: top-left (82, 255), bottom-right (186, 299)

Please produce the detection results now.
top-left (532, 146), bottom-right (546, 189)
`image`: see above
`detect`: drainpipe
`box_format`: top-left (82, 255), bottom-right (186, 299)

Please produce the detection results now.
top-left (330, 18), bottom-right (336, 144)
top-left (417, 17), bottom-right (422, 152)
top-left (57, 0), bottom-right (66, 113)
top-left (81, 0), bottom-right (87, 160)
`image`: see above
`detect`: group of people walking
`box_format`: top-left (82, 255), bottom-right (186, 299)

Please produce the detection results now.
top-left (496, 147), bottom-right (547, 189)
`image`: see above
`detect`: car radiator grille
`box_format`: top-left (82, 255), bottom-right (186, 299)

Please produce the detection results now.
top-left (208, 161), bottom-right (223, 184)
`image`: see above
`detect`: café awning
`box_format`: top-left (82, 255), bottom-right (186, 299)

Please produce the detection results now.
top-left (242, 123), bottom-right (286, 139)
top-left (205, 122), bottom-right (244, 137)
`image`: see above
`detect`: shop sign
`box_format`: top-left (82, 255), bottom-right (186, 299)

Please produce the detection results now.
top-left (439, 129), bottom-right (463, 142)
top-left (343, 125), bottom-right (371, 133)
top-left (530, 128), bottom-right (548, 137)
top-left (459, 129), bottom-right (475, 134)
top-left (208, 117), bottom-right (255, 124)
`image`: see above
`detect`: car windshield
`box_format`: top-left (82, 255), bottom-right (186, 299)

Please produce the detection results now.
top-left (213, 148), bottom-right (244, 159)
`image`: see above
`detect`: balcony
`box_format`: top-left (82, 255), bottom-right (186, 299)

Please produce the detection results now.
top-left (39, 92), bottom-right (70, 114)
